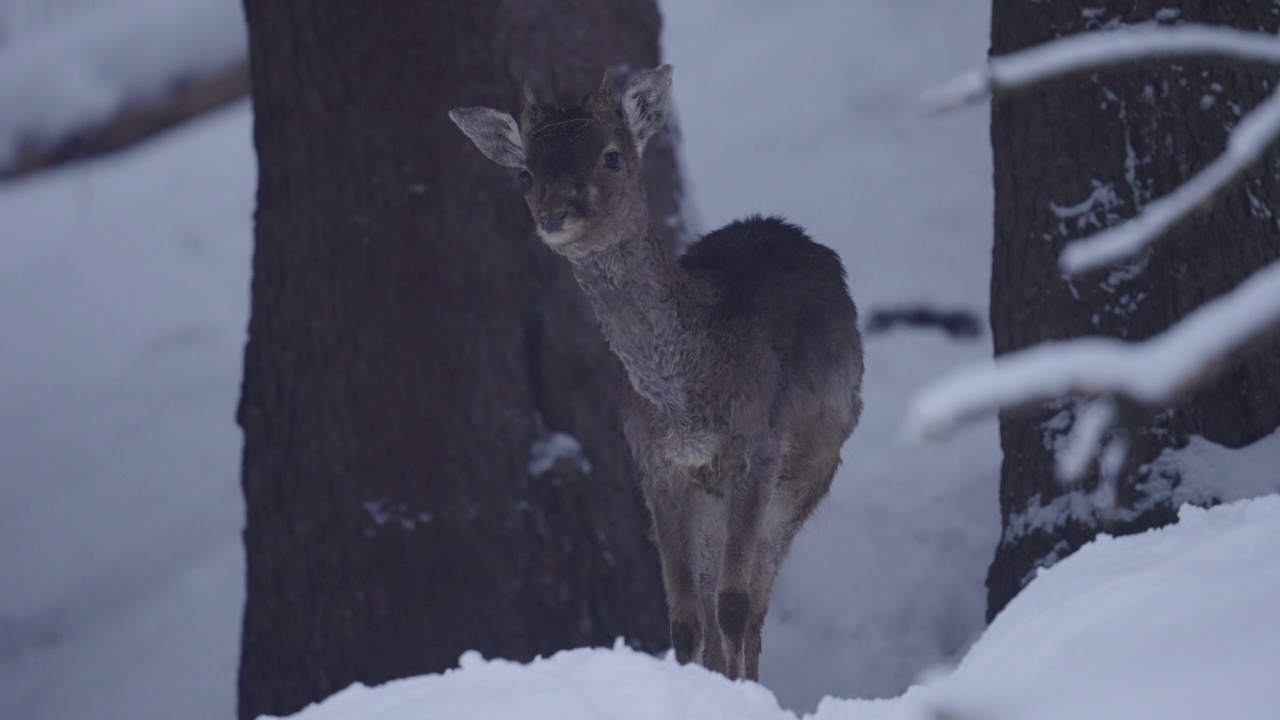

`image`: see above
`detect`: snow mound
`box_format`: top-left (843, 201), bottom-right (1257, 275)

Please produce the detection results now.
top-left (274, 494), bottom-right (1280, 720)
top-left (822, 494), bottom-right (1280, 720)
top-left (0, 0), bottom-right (246, 166)
top-left (275, 641), bottom-right (789, 720)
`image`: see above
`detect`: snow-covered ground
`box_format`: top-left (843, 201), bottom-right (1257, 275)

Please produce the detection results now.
top-left (2, 1), bottom-right (1272, 720)
top-left (270, 495), bottom-right (1280, 720)
top-left (0, 101), bottom-right (252, 719)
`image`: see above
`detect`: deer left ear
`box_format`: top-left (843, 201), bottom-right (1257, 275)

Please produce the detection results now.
top-left (448, 107), bottom-right (526, 168)
top-left (620, 64), bottom-right (673, 156)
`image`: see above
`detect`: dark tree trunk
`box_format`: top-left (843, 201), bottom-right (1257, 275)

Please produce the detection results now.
top-left (236, 3), bottom-right (681, 718)
top-left (988, 0), bottom-right (1280, 620)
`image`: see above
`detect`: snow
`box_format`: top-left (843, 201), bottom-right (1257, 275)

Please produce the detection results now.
top-left (1061, 85), bottom-right (1280, 273)
top-left (0, 0), bottom-right (246, 167)
top-left (1053, 397), bottom-right (1116, 482)
top-left (919, 496), bottom-right (1280, 720)
top-left (1143, 425), bottom-right (1280, 510)
top-left (1001, 426), bottom-right (1280, 547)
top-left (2, 2), bottom-right (1275, 720)
top-left (905, 259), bottom-right (1280, 443)
top-left (923, 24), bottom-right (1280, 113)
top-left (527, 431), bottom-right (591, 478)
top-left (272, 641), bottom-right (789, 720)
top-left (271, 495), bottom-right (1280, 720)
top-left (909, 21), bottom-right (1280, 475)
top-left (926, 23), bottom-right (1280, 274)
top-left (0, 102), bottom-right (253, 720)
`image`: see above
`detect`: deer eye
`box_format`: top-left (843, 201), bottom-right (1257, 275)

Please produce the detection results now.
top-left (602, 151), bottom-right (622, 171)
top-left (518, 169), bottom-right (533, 190)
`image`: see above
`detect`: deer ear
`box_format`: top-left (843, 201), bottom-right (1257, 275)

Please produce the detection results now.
top-left (521, 80), bottom-right (546, 130)
top-left (620, 64), bottom-right (673, 156)
top-left (448, 107), bottom-right (526, 168)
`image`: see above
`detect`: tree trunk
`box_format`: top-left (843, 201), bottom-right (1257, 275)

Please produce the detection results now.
top-left (236, 3), bottom-right (681, 718)
top-left (988, 0), bottom-right (1280, 620)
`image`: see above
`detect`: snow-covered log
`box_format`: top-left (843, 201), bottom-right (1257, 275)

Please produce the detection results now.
top-left (0, 0), bottom-right (247, 176)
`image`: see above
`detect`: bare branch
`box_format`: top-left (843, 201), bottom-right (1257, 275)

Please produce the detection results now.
top-left (922, 25), bottom-right (1280, 113)
top-left (1060, 86), bottom-right (1280, 273)
top-left (905, 260), bottom-right (1280, 441)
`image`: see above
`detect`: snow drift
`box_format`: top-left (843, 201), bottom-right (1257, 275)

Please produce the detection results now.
top-left (276, 495), bottom-right (1280, 720)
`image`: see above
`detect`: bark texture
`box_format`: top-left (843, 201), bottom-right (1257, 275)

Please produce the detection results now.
top-left (237, 3), bottom-right (680, 718)
top-left (988, 0), bottom-right (1280, 620)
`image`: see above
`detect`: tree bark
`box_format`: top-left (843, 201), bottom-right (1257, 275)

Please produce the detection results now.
top-left (988, 0), bottom-right (1280, 620)
top-left (236, 3), bottom-right (681, 718)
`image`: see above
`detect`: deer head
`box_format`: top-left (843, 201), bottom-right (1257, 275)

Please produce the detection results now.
top-left (450, 65), bottom-right (673, 257)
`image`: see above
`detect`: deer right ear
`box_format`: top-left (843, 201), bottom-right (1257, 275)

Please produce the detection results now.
top-left (448, 107), bottom-right (526, 168)
top-left (620, 64), bottom-right (673, 156)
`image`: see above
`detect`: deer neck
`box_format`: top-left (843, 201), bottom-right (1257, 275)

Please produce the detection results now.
top-left (569, 229), bottom-right (708, 411)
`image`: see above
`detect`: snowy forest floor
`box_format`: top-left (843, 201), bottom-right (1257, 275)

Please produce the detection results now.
top-left (278, 495), bottom-right (1280, 720)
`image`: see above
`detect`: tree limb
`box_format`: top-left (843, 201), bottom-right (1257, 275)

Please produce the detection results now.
top-left (906, 260), bottom-right (1280, 441)
top-left (922, 25), bottom-right (1280, 113)
top-left (1060, 85), bottom-right (1280, 273)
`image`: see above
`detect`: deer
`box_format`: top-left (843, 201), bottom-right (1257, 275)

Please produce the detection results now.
top-left (449, 65), bottom-right (863, 682)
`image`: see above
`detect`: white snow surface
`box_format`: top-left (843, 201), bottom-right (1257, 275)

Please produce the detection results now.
top-left (274, 495), bottom-right (1280, 720)
top-left (0, 101), bottom-right (252, 719)
top-left (2, 1), bottom-right (1273, 720)
top-left (0, 0), bottom-right (247, 167)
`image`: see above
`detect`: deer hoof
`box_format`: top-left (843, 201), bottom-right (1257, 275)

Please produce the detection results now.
top-left (670, 615), bottom-right (702, 664)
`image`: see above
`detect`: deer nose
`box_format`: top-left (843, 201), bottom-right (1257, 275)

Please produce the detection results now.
top-left (540, 207), bottom-right (569, 234)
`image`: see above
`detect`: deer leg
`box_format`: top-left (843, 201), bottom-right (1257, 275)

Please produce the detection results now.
top-left (744, 438), bottom-right (842, 681)
top-left (716, 449), bottom-right (779, 680)
top-left (740, 522), bottom-right (795, 682)
top-left (646, 477), bottom-right (702, 665)
top-left (743, 520), bottom-right (795, 682)
top-left (740, 515), bottom-right (795, 682)
top-left (698, 571), bottom-right (727, 673)
top-left (693, 495), bottom-right (727, 674)
top-left (744, 605), bottom-right (768, 682)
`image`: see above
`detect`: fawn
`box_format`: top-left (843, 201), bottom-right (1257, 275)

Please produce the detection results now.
top-left (450, 65), bottom-right (863, 681)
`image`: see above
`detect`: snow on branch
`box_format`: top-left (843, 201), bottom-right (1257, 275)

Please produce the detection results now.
top-left (1055, 398), bottom-right (1117, 483)
top-left (0, 0), bottom-right (247, 171)
top-left (905, 260), bottom-right (1280, 441)
top-left (922, 24), bottom-right (1280, 274)
top-left (1061, 86), bottom-right (1280, 273)
top-left (922, 25), bottom-right (1280, 113)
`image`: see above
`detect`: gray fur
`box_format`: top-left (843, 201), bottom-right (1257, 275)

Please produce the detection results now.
top-left (450, 66), bottom-right (863, 681)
